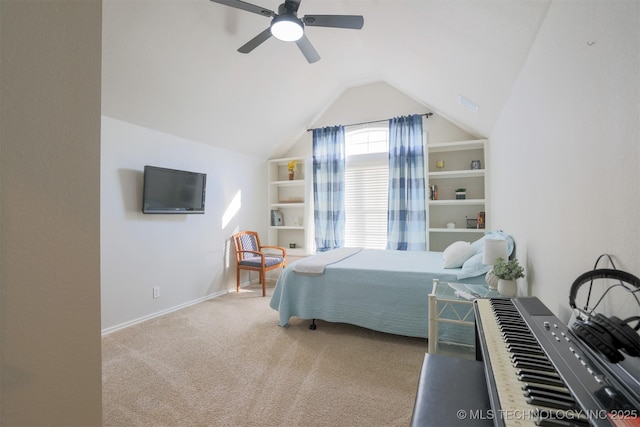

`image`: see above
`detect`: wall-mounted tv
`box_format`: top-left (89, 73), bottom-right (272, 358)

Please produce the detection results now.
top-left (142, 165), bottom-right (206, 214)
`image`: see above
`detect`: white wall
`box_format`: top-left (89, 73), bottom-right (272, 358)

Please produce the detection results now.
top-left (101, 117), bottom-right (267, 331)
top-left (490, 0), bottom-right (640, 321)
top-left (285, 81), bottom-right (476, 158)
top-left (0, 1), bottom-right (103, 424)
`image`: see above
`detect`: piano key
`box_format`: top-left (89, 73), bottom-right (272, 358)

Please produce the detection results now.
top-left (527, 396), bottom-right (580, 411)
top-left (534, 417), bottom-right (590, 427)
top-left (516, 369), bottom-right (561, 380)
top-left (498, 317), bottom-right (528, 324)
top-left (498, 319), bottom-right (525, 326)
top-left (510, 350), bottom-right (550, 360)
top-left (523, 388), bottom-right (575, 403)
top-left (507, 344), bottom-right (546, 356)
top-left (503, 331), bottom-right (536, 339)
top-left (511, 353), bottom-right (551, 363)
top-left (519, 373), bottom-right (567, 387)
top-left (513, 360), bottom-right (557, 372)
top-left (501, 331), bottom-right (536, 339)
top-left (521, 382), bottom-right (571, 395)
top-left (505, 336), bottom-right (540, 345)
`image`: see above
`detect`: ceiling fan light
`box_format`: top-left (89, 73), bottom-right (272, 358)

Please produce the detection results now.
top-left (271, 15), bottom-right (303, 41)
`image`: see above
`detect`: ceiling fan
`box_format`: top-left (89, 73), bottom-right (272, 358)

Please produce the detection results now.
top-left (210, 0), bottom-right (364, 63)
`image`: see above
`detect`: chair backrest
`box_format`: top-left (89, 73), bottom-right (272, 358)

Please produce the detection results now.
top-left (232, 231), bottom-right (261, 262)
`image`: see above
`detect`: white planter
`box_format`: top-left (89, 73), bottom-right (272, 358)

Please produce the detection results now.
top-left (497, 279), bottom-right (517, 297)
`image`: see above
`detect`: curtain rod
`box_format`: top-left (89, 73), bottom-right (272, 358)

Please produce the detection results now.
top-left (306, 112), bottom-right (433, 132)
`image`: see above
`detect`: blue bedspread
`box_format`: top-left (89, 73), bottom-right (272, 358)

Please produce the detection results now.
top-left (269, 249), bottom-right (485, 339)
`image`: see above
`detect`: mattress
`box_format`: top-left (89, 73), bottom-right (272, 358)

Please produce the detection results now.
top-left (269, 248), bottom-right (486, 339)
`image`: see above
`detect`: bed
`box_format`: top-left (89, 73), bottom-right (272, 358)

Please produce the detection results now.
top-left (269, 231), bottom-right (514, 342)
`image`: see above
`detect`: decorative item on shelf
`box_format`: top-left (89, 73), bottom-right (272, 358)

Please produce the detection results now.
top-left (435, 160), bottom-right (445, 170)
top-left (477, 211), bottom-right (486, 229)
top-left (466, 216), bottom-right (477, 229)
top-left (492, 257), bottom-right (524, 297)
top-left (455, 188), bottom-right (466, 200)
top-left (446, 222), bottom-right (455, 229)
top-left (287, 159), bottom-right (297, 180)
top-left (278, 197), bottom-right (304, 203)
top-left (470, 160), bottom-right (481, 170)
top-left (482, 239), bottom-right (509, 289)
top-left (289, 243), bottom-right (297, 249)
top-left (429, 185), bottom-right (438, 200)
top-left (271, 209), bottom-right (283, 226)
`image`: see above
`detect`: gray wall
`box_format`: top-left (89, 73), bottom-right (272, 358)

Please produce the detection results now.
top-left (285, 81), bottom-right (475, 157)
top-left (490, 0), bottom-right (640, 321)
top-left (101, 117), bottom-right (267, 331)
top-left (0, 1), bottom-right (103, 424)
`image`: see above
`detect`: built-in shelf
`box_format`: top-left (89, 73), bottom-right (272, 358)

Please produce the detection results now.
top-left (269, 225), bottom-right (304, 230)
top-left (430, 228), bottom-right (486, 233)
top-left (271, 179), bottom-right (305, 186)
top-left (427, 138), bottom-right (488, 251)
top-left (270, 203), bottom-right (305, 208)
top-left (427, 139), bottom-right (485, 153)
top-left (267, 157), bottom-right (312, 254)
top-left (428, 169), bottom-right (485, 179)
top-left (428, 199), bottom-right (485, 206)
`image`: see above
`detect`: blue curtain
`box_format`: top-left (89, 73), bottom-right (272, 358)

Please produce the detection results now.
top-left (312, 126), bottom-right (346, 252)
top-left (387, 115), bottom-right (427, 251)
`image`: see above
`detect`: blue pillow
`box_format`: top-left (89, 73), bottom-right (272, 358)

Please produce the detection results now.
top-left (457, 253), bottom-right (492, 280)
top-left (470, 230), bottom-right (515, 257)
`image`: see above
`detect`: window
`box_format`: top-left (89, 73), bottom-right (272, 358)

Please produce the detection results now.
top-left (344, 127), bottom-right (389, 249)
top-left (345, 127), bottom-right (388, 156)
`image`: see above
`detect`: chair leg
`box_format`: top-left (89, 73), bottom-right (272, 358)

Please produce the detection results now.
top-left (236, 266), bottom-right (240, 293)
top-left (261, 270), bottom-right (266, 297)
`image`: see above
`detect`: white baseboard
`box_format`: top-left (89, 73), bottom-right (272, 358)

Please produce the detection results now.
top-left (101, 290), bottom-right (228, 336)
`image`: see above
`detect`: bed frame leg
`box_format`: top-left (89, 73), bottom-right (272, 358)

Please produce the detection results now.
top-left (309, 319), bottom-right (317, 330)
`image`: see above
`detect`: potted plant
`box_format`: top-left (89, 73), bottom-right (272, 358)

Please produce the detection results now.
top-left (455, 188), bottom-right (466, 200)
top-left (492, 257), bottom-right (524, 297)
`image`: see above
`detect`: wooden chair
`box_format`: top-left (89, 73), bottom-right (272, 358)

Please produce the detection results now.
top-left (232, 231), bottom-right (286, 297)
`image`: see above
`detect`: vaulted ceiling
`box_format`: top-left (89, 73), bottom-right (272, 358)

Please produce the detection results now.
top-left (102, 0), bottom-right (550, 159)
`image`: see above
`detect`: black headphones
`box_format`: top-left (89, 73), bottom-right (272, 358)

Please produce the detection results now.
top-left (569, 269), bottom-right (640, 363)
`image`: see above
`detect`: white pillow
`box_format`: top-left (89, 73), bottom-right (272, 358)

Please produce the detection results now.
top-left (442, 241), bottom-right (475, 269)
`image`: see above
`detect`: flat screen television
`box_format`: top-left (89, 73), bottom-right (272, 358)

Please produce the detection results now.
top-left (142, 165), bottom-right (206, 214)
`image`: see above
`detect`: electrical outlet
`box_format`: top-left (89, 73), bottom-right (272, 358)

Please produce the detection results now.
top-left (153, 287), bottom-right (160, 298)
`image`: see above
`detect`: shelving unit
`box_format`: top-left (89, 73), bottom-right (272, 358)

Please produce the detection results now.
top-left (267, 157), bottom-right (313, 256)
top-left (427, 139), bottom-right (487, 251)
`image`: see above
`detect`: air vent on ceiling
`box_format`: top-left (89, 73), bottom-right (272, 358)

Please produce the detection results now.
top-left (458, 95), bottom-right (479, 114)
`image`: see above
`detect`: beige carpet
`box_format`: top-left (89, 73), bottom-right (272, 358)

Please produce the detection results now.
top-left (102, 283), bottom-right (429, 426)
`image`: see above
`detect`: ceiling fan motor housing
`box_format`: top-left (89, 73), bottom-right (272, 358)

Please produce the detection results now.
top-left (282, 1), bottom-right (300, 14)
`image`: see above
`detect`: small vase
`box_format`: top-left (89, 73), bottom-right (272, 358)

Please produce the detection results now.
top-left (498, 279), bottom-right (517, 297)
top-left (288, 171), bottom-right (294, 180)
top-left (485, 268), bottom-right (499, 289)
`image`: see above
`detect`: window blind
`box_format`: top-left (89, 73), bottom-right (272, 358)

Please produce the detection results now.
top-left (344, 163), bottom-right (388, 249)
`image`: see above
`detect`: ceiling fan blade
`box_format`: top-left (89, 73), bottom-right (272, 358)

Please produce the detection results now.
top-left (295, 35), bottom-right (320, 64)
top-left (209, 0), bottom-right (275, 18)
top-left (238, 27), bottom-right (272, 53)
top-left (302, 15), bottom-right (364, 30)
